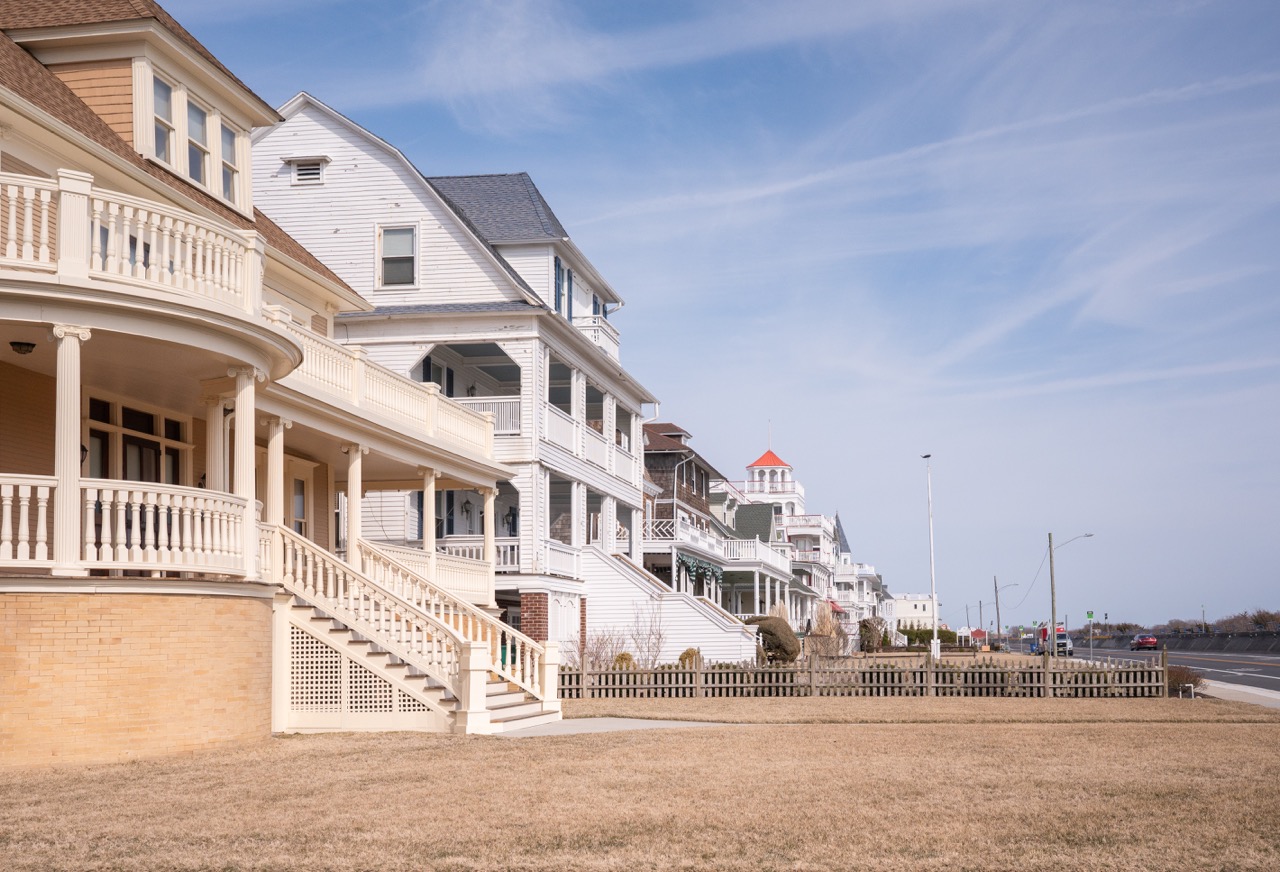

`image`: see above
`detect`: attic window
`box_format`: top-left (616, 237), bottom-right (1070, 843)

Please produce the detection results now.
top-left (285, 155), bottom-right (330, 186)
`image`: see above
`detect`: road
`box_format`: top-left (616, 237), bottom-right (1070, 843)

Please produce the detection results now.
top-left (1094, 649), bottom-right (1280, 694)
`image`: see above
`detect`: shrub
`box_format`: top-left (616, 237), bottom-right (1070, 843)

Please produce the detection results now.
top-left (612, 652), bottom-right (636, 671)
top-left (678, 647), bottom-right (702, 669)
top-left (1166, 664), bottom-right (1205, 696)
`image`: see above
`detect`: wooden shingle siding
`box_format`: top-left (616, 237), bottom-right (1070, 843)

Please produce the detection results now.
top-left (251, 106), bottom-right (524, 308)
top-left (49, 60), bottom-right (134, 146)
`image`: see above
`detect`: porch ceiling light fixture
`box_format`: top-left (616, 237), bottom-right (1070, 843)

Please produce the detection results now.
top-left (9, 341), bottom-right (35, 355)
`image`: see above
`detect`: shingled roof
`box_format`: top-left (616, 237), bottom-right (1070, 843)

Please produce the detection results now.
top-left (0, 0), bottom-right (278, 122)
top-left (0, 29), bottom-right (348, 295)
top-left (427, 173), bottom-right (568, 243)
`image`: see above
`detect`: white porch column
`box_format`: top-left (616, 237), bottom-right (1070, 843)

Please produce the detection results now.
top-left (421, 468), bottom-right (437, 579)
top-left (482, 485), bottom-right (497, 607)
top-left (570, 481), bottom-right (584, 548)
top-left (601, 495), bottom-right (617, 554)
top-left (784, 580), bottom-right (791, 617)
top-left (753, 571), bottom-right (760, 616)
top-left (629, 505), bottom-right (641, 560)
top-left (203, 395), bottom-right (225, 492)
top-left (231, 366), bottom-right (261, 579)
top-left (483, 486), bottom-right (496, 564)
top-left (342, 442), bottom-right (365, 565)
top-left (51, 325), bottom-right (90, 576)
top-left (264, 417), bottom-right (289, 528)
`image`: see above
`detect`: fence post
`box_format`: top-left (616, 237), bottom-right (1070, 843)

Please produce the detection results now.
top-left (695, 658), bottom-right (704, 698)
top-left (809, 653), bottom-right (818, 697)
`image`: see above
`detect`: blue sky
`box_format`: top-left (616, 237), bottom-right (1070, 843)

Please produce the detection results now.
top-left (167, 0), bottom-right (1279, 630)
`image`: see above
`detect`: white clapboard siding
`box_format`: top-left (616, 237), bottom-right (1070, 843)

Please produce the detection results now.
top-left (579, 546), bottom-right (758, 664)
top-left (496, 244), bottom-right (553, 304)
top-left (361, 491), bottom-right (414, 545)
top-left (252, 104), bottom-right (525, 307)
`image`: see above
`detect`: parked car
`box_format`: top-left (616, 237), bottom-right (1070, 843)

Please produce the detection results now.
top-left (1130, 634), bottom-right (1158, 650)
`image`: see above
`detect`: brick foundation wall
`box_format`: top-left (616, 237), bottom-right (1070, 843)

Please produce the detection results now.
top-left (520, 592), bottom-right (548, 642)
top-left (0, 591), bottom-right (273, 769)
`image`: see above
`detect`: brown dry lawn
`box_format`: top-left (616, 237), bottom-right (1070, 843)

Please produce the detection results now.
top-left (2, 697), bottom-right (1278, 871)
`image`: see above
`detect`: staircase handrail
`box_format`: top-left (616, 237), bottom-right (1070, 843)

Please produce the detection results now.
top-left (269, 526), bottom-right (466, 693)
top-left (358, 539), bottom-right (549, 699)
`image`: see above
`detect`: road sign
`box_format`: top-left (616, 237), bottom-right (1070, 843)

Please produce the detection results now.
top-left (1087, 611), bottom-right (1094, 620)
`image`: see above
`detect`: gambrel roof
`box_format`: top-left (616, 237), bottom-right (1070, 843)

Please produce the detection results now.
top-left (428, 173), bottom-right (568, 243)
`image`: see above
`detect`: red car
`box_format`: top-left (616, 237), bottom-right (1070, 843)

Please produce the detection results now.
top-left (1130, 634), bottom-right (1158, 651)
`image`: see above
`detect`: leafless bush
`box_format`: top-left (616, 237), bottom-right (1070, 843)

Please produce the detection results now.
top-left (1167, 664), bottom-right (1206, 696)
top-left (573, 628), bottom-right (628, 671)
top-left (808, 602), bottom-right (848, 657)
top-left (629, 602), bottom-right (666, 669)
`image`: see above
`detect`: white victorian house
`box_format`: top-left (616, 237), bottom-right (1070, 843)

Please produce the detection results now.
top-left (1, 0), bottom-right (559, 770)
top-left (251, 94), bottom-right (757, 664)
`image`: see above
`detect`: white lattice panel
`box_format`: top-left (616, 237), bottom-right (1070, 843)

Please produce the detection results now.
top-left (290, 626), bottom-right (341, 712)
top-left (348, 661), bottom-right (394, 713)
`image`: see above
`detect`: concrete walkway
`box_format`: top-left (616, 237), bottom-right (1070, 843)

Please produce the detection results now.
top-left (1202, 680), bottom-right (1280, 710)
top-left (501, 716), bottom-right (731, 738)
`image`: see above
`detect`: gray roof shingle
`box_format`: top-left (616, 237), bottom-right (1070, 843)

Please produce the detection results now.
top-left (427, 173), bottom-right (567, 243)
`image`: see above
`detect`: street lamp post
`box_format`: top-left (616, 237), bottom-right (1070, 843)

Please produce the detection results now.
top-left (1048, 532), bottom-right (1094, 657)
top-left (923, 455), bottom-right (940, 660)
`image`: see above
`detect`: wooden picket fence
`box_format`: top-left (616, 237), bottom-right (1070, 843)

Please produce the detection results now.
top-left (559, 652), bottom-right (1167, 699)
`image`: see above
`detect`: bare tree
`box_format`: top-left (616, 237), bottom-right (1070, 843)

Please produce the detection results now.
top-left (571, 627), bottom-right (627, 671)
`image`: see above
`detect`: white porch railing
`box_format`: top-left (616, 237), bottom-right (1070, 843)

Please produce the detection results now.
top-left (437, 535), bottom-right (521, 572)
top-left (82, 480), bottom-right (246, 575)
top-left (0, 476), bottom-right (55, 565)
top-left (269, 315), bottom-right (494, 457)
top-left (358, 539), bottom-right (549, 699)
top-left (545, 405), bottom-right (576, 451)
top-left (0, 170), bottom-right (259, 315)
top-left (583, 425), bottom-right (608, 468)
top-left (643, 518), bottom-right (725, 556)
top-left (722, 537), bottom-right (792, 575)
top-left (368, 541), bottom-right (495, 606)
top-left (615, 447), bottom-right (635, 482)
top-left (266, 528), bottom-right (464, 692)
top-left (571, 315), bottom-right (620, 360)
top-left (1, 176), bottom-right (57, 272)
top-left (90, 188), bottom-right (249, 311)
top-left (544, 540), bottom-right (579, 578)
top-left (454, 396), bottom-right (521, 435)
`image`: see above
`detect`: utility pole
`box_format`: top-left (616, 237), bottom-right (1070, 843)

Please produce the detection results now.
top-left (923, 455), bottom-right (939, 659)
top-left (978, 600), bottom-right (984, 646)
top-left (994, 575), bottom-right (1003, 650)
top-left (1048, 532), bottom-right (1057, 658)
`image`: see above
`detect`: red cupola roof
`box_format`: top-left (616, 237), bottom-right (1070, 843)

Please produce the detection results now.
top-left (748, 449), bottom-right (790, 469)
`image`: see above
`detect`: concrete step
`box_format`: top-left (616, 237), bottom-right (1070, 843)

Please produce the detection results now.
top-left (487, 698), bottom-right (546, 721)
top-left (489, 709), bottom-right (562, 732)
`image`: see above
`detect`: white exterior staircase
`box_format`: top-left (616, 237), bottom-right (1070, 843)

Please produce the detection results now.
top-left (579, 545), bottom-right (759, 663)
top-left (263, 526), bottom-right (560, 734)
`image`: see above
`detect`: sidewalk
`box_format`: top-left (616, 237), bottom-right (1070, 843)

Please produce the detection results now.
top-left (1201, 680), bottom-right (1280, 710)
top-left (501, 717), bottom-right (731, 738)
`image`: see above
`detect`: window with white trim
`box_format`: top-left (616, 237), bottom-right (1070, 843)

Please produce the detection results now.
top-left (85, 395), bottom-right (191, 485)
top-left (221, 125), bottom-right (239, 203)
top-left (144, 65), bottom-right (246, 211)
top-left (153, 77), bottom-right (174, 164)
top-left (187, 101), bottom-right (209, 185)
top-left (379, 226), bottom-right (416, 286)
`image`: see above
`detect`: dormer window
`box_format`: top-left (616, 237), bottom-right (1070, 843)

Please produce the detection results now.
top-left (142, 64), bottom-right (247, 212)
top-left (153, 77), bottom-right (174, 163)
top-left (221, 126), bottom-right (239, 203)
top-left (187, 102), bottom-right (209, 185)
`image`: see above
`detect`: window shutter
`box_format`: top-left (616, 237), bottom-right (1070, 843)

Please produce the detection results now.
top-left (554, 257), bottom-right (563, 313)
top-left (567, 270), bottom-right (574, 319)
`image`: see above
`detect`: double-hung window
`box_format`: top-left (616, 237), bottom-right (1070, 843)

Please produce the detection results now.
top-left (153, 78), bottom-right (175, 164)
top-left (380, 226), bottom-right (416, 286)
top-left (220, 126), bottom-right (239, 203)
top-left (187, 102), bottom-right (209, 185)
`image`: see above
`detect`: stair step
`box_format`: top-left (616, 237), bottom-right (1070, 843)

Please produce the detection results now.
top-left (488, 699), bottom-right (546, 721)
top-left (485, 689), bottom-right (528, 708)
top-left (490, 709), bottom-right (562, 732)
